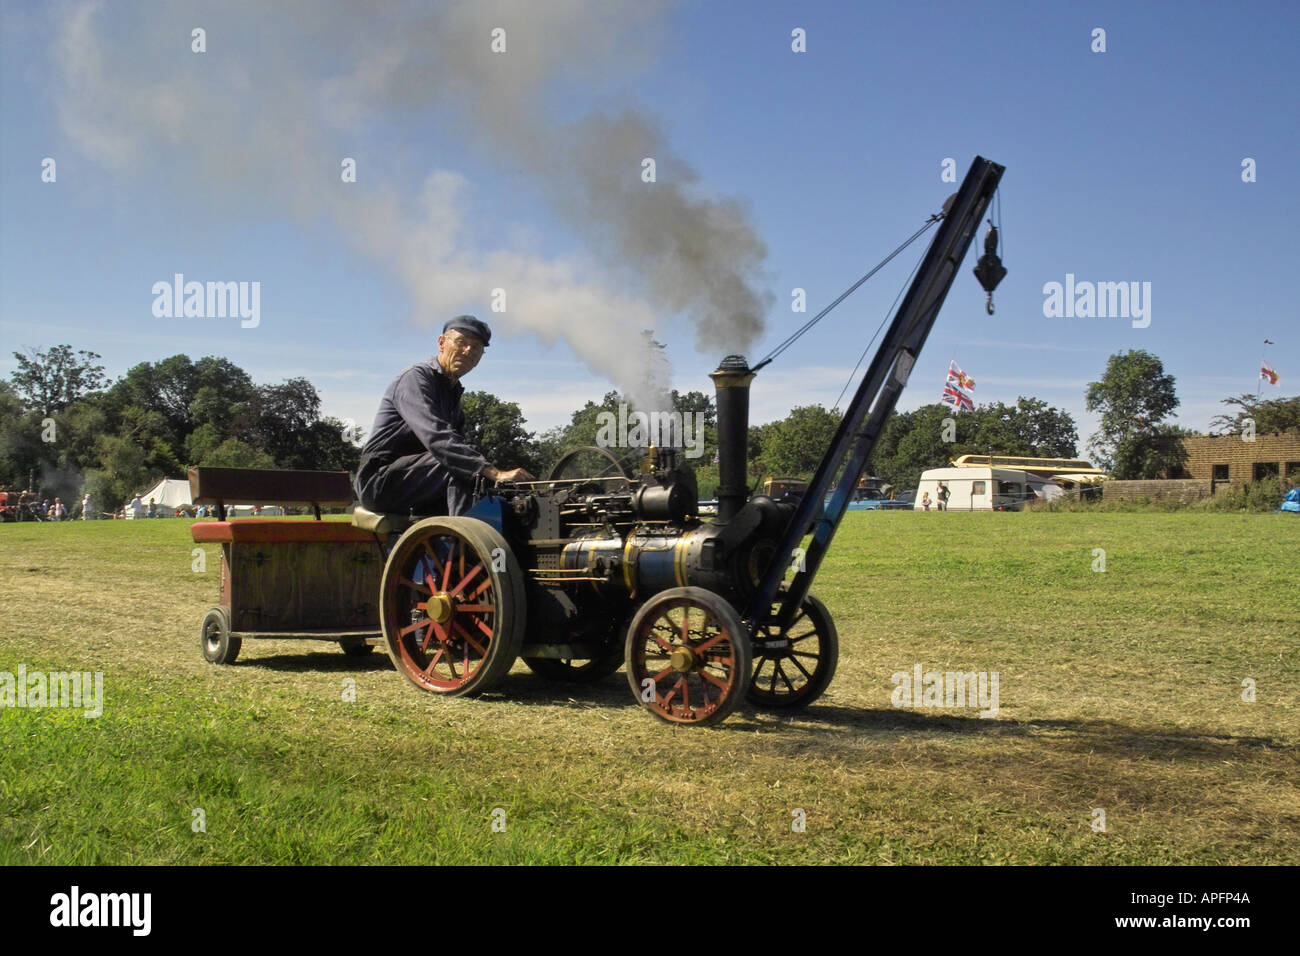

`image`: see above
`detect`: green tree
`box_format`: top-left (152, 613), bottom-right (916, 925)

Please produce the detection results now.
top-left (0, 382), bottom-right (46, 490)
top-left (1110, 422), bottom-right (1192, 479)
top-left (1209, 394), bottom-right (1300, 436)
top-left (251, 377), bottom-right (323, 468)
top-left (106, 355), bottom-right (196, 448)
top-left (84, 435), bottom-right (151, 508)
top-left (752, 405), bottom-right (842, 478)
top-left (671, 388), bottom-right (717, 471)
top-left (536, 391), bottom-right (630, 476)
top-left (9, 345), bottom-right (107, 413)
top-left (564, 391), bottom-right (625, 450)
top-left (532, 425), bottom-right (569, 478)
top-left (103, 354), bottom-right (257, 456)
top-left (971, 398), bottom-right (1078, 459)
top-left (1085, 350), bottom-right (1180, 477)
top-left (184, 422), bottom-right (224, 464)
top-left (203, 438), bottom-right (276, 469)
top-left (461, 392), bottom-right (540, 474)
top-left (872, 404), bottom-right (970, 490)
top-left (296, 418), bottom-right (362, 473)
top-left (869, 398), bottom-right (1079, 490)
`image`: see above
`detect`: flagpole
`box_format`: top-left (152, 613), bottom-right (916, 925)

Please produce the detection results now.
top-left (1258, 338), bottom-right (1273, 399)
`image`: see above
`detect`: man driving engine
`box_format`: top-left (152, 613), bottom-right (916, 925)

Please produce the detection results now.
top-left (355, 315), bottom-right (535, 517)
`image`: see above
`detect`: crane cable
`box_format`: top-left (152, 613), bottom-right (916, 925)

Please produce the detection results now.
top-left (750, 212), bottom-right (943, 374)
top-left (831, 238), bottom-right (932, 413)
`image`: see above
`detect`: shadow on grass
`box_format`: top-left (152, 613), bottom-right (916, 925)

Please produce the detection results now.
top-left (488, 673), bottom-right (1293, 756)
top-left (236, 649), bottom-right (395, 673)
top-left (496, 673), bottom-right (1293, 758)
top-left (221, 657), bottom-right (1293, 759)
top-left (727, 705), bottom-right (1293, 758)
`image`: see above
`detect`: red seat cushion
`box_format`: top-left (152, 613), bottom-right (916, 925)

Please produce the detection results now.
top-left (191, 520), bottom-right (376, 544)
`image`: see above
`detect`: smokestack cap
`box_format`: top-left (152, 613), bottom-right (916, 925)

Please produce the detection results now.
top-left (710, 354), bottom-right (754, 390)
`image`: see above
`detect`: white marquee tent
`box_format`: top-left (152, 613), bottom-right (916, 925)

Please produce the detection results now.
top-left (126, 477), bottom-right (283, 517)
top-left (131, 478), bottom-right (192, 512)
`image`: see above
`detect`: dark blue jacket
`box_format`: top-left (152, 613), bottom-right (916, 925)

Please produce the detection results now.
top-left (358, 358), bottom-right (488, 483)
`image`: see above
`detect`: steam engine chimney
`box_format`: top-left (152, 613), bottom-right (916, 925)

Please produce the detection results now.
top-left (709, 354), bottom-right (755, 522)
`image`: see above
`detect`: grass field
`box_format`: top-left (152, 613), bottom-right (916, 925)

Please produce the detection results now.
top-left (2, 511), bottom-right (1297, 864)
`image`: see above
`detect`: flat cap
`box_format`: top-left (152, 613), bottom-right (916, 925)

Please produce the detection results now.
top-left (443, 314), bottom-right (491, 347)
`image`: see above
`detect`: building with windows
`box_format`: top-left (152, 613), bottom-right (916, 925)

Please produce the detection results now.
top-left (1181, 431), bottom-right (1300, 484)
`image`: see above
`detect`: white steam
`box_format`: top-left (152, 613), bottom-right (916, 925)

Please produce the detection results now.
top-left (51, 0), bottom-right (771, 408)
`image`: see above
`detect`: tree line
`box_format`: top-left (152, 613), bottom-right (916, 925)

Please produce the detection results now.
top-left (1, 346), bottom-right (359, 510)
top-left (465, 349), bottom-right (1299, 492)
top-left (4, 345), bottom-right (1295, 510)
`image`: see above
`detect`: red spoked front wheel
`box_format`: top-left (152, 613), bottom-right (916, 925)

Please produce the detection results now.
top-left (379, 517), bottom-right (525, 697)
top-left (625, 587), bottom-right (752, 727)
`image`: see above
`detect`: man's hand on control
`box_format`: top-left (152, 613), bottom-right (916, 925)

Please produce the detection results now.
top-left (482, 465), bottom-right (536, 483)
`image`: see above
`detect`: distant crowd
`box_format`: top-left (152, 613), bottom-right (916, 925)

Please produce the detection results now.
top-left (0, 490), bottom-right (223, 522)
top-left (0, 489), bottom-right (287, 522)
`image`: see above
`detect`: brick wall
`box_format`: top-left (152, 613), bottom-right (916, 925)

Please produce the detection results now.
top-left (1181, 431), bottom-right (1300, 484)
top-left (1103, 479), bottom-right (1214, 502)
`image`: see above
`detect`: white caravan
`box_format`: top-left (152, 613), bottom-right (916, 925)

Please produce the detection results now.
top-left (914, 467), bottom-right (1039, 511)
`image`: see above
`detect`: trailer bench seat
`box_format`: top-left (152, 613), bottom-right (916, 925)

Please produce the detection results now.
top-left (192, 520), bottom-right (374, 544)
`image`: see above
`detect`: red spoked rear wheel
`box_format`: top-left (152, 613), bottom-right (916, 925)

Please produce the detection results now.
top-left (379, 517), bottom-right (525, 696)
top-left (625, 587), bottom-right (752, 727)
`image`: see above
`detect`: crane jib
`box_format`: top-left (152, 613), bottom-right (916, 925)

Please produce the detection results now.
top-left (743, 156), bottom-right (1006, 631)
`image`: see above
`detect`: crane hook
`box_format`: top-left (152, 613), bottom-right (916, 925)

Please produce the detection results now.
top-left (973, 219), bottom-right (1007, 316)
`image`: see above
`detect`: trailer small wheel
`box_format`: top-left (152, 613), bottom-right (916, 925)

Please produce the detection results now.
top-left (340, 640), bottom-right (375, 657)
top-left (748, 592), bottom-right (838, 709)
top-left (625, 587), bottom-right (752, 727)
top-left (380, 516), bottom-right (525, 697)
top-left (200, 606), bottom-right (240, 665)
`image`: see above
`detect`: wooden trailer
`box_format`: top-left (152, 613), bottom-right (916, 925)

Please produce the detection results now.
top-left (188, 466), bottom-right (384, 663)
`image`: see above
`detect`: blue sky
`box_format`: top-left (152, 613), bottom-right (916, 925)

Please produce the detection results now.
top-left (2, 0), bottom-right (1296, 457)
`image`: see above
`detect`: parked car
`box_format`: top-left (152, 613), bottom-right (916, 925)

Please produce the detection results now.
top-left (876, 489), bottom-right (916, 510)
top-left (852, 488), bottom-right (890, 509)
top-left (761, 476), bottom-right (808, 504)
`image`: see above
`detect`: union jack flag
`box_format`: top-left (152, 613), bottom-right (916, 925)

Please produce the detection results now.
top-left (941, 385), bottom-right (974, 411)
top-left (941, 361), bottom-right (975, 411)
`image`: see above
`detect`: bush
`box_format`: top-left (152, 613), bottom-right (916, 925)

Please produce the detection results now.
top-left (1200, 475), bottom-right (1300, 513)
top-left (1037, 494), bottom-right (1186, 513)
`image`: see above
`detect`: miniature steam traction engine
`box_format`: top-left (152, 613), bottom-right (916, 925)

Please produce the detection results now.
top-left (192, 157), bottom-right (1005, 729)
top-left (351, 156), bottom-right (1007, 727)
